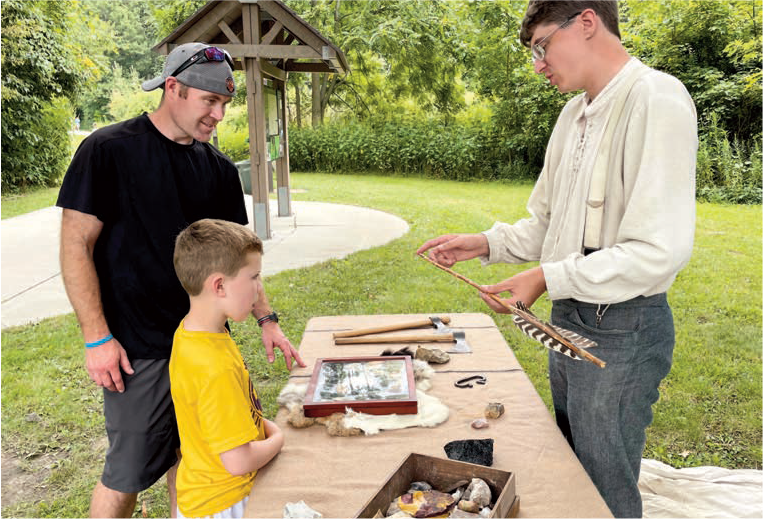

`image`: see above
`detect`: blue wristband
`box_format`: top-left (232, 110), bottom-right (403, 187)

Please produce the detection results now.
top-left (85, 334), bottom-right (113, 349)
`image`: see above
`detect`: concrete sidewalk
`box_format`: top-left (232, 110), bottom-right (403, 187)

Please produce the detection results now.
top-left (1, 196), bottom-right (409, 329)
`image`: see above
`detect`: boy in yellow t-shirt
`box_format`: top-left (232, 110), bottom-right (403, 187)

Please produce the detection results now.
top-left (170, 219), bottom-right (284, 518)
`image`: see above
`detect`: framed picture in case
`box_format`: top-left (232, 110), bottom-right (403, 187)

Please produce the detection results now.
top-left (303, 356), bottom-right (418, 417)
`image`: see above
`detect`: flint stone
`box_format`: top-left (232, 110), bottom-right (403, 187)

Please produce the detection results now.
top-left (484, 402), bottom-right (505, 419)
top-left (408, 481), bottom-right (433, 492)
top-left (387, 513), bottom-right (413, 518)
top-left (457, 500), bottom-right (480, 513)
top-left (283, 500), bottom-right (322, 519)
top-left (444, 439), bottom-right (494, 467)
top-left (415, 346), bottom-right (450, 364)
top-left (440, 479), bottom-right (469, 494)
top-left (466, 478), bottom-right (491, 507)
top-left (470, 418), bottom-right (489, 430)
top-left (479, 507), bottom-right (492, 518)
top-left (387, 499), bottom-right (402, 516)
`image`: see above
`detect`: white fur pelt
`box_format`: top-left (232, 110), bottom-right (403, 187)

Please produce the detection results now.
top-left (276, 359), bottom-right (446, 436)
top-left (343, 389), bottom-right (449, 435)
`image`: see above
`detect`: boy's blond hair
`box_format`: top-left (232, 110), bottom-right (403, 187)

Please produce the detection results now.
top-left (174, 219), bottom-right (263, 296)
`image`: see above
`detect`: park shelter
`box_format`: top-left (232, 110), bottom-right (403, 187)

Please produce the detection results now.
top-left (152, 0), bottom-right (348, 239)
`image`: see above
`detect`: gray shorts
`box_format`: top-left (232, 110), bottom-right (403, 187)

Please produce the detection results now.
top-left (101, 358), bottom-right (180, 493)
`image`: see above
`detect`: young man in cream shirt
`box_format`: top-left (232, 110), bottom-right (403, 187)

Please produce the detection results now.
top-left (418, 2), bottom-right (697, 517)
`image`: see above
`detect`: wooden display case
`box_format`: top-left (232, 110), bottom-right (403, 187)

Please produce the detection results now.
top-left (354, 452), bottom-right (519, 518)
top-left (303, 356), bottom-right (418, 418)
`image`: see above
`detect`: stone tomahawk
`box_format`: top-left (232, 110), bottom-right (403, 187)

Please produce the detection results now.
top-left (417, 253), bottom-right (605, 368)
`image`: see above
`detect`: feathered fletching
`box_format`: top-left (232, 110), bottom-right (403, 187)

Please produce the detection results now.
top-left (511, 301), bottom-right (598, 360)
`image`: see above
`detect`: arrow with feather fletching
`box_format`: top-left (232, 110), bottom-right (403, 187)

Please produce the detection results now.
top-left (417, 253), bottom-right (605, 368)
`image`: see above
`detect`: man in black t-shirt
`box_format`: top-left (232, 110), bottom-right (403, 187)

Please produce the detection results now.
top-left (58, 42), bottom-right (305, 518)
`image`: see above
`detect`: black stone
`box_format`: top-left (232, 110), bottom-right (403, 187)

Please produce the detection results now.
top-left (444, 439), bottom-right (494, 467)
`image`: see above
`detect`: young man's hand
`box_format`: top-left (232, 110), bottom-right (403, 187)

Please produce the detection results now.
top-left (479, 266), bottom-right (548, 311)
top-left (260, 322), bottom-right (306, 370)
top-left (416, 233), bottom-right (490, 267)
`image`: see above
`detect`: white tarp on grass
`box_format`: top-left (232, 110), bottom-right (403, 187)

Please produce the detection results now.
top-left (640, 458), bottom-right (763, 518)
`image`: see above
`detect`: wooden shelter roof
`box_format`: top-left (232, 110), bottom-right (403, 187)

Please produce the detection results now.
top-left (152, 0), bottom-right (348, 76)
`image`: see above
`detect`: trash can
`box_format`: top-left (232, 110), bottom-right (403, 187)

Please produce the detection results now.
top-left (235, 160), bottom-right (252, 195)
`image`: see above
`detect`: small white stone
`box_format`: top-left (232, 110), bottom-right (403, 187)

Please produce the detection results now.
top-left (466, 478), bottom-right (492, 507)
top-left (283, 500), bottom-right (322, 519)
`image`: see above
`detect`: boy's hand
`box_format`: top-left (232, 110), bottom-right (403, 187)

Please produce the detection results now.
top-left (264, 419), bottom-right (284, 450)
top-left (264, 418), bottom-right (282, 438)
top-left (261, 322), bottom-right (306, 370)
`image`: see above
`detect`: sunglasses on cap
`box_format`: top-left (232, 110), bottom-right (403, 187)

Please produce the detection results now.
top-left (170, 47), bottom-right (234, 78)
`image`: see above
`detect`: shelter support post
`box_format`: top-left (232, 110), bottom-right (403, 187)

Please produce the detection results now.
top-left (276, 78), bottom-right (291, 216)
top-left (243, 3), bottom-right (271, 239)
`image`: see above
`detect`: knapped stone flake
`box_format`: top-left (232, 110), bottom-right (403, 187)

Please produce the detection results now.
top-left (283, 500), bottom-right (323, 518)
top-left (466, 478), bottom-right (492, 507)
top-left (457, 500), bottom-right (480, 513)
top-left (415, 346), bottom-right (450, 364)
top-left (484, 402), bottom-right (505, 419)
top-left (470, 418), bottom-right (490, 429)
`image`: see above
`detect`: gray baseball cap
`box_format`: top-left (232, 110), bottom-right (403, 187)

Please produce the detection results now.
top-left (142, 42), bottom-right (236, 97)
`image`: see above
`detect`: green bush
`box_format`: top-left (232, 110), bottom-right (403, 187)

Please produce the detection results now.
top-left (1, 0), bottom-right (82, 192)
top-left (696, 112), bottom-right (762, 204)
top-left (289, 118), bottom-right (538, 182)
top-left (1, 97), bottom-right (72, 193)
top-left (216, 104), bottom-right (250, 162)
top-left (107, 66), bottom-right (161, 122)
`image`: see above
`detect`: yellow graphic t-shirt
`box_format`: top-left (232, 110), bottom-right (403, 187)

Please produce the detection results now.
top-left (170, 322), bottom-right (265, 517)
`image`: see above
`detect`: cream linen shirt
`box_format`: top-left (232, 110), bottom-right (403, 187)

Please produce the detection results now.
top-left (482, 58), bottom-right (698, 304)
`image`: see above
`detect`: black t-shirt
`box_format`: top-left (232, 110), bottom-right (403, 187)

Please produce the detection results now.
top-left (57, 114), bottom-right (248, 359)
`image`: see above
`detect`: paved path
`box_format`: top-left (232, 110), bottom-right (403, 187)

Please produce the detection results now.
top-left (1, 197), bottom-right (409, 329)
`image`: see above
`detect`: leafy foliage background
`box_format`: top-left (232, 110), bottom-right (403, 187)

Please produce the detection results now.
top-left (1, 0), bottom-right (760, 202)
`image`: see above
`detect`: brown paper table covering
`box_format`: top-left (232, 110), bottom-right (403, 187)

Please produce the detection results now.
top-left (245, 313), bottom-right (612, 518)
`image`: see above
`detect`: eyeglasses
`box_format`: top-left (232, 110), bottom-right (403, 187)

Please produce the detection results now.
top-left (531, 12), bottom-right (581, 62)
top-left (169, 47), bottom-right (234, 78)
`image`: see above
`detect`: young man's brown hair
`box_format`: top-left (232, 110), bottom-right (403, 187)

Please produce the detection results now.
top-left (519, 0), bottom-right (621, 47)
top-left (174, 219), bottom-right (263, 296)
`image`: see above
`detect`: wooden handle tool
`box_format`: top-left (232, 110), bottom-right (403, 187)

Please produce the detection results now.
top-left (335, 333), bottom-right (455, 345)
top-left (333, 316), bottom-right (451, 339)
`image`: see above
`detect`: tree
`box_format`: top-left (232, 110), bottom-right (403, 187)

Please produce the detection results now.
top-left (622, 0), bottom-right (761, 143)
top-left (78, 1), bottom-right (165, 126)
top-left (286, 0), bottom-right (466, 125)
top-left (1, 0), bottom-right (103, 191)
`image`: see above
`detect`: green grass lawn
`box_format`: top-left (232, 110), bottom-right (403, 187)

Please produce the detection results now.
top-left (2, 173), bottom-right (760, 518)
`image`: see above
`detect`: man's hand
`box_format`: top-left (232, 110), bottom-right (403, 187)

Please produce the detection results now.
top-left (416, 233), bottom-right (490, 267)
top-left (261, 322), bottom-right (306, 370)
top-left (479, 266), bottom-right (548, 313)
top-left (85, 337), bottom-right (134, 393)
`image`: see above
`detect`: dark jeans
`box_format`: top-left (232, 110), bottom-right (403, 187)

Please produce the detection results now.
top-left (549, 294), bottom-right (674, 518)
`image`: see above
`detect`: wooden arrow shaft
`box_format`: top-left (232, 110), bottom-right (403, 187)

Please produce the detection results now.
top-left (417, 253), bottom-right (605, 368)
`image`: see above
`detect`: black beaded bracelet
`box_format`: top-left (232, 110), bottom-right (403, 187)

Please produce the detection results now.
top-left (257, 312), bottom-right (278, 326)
